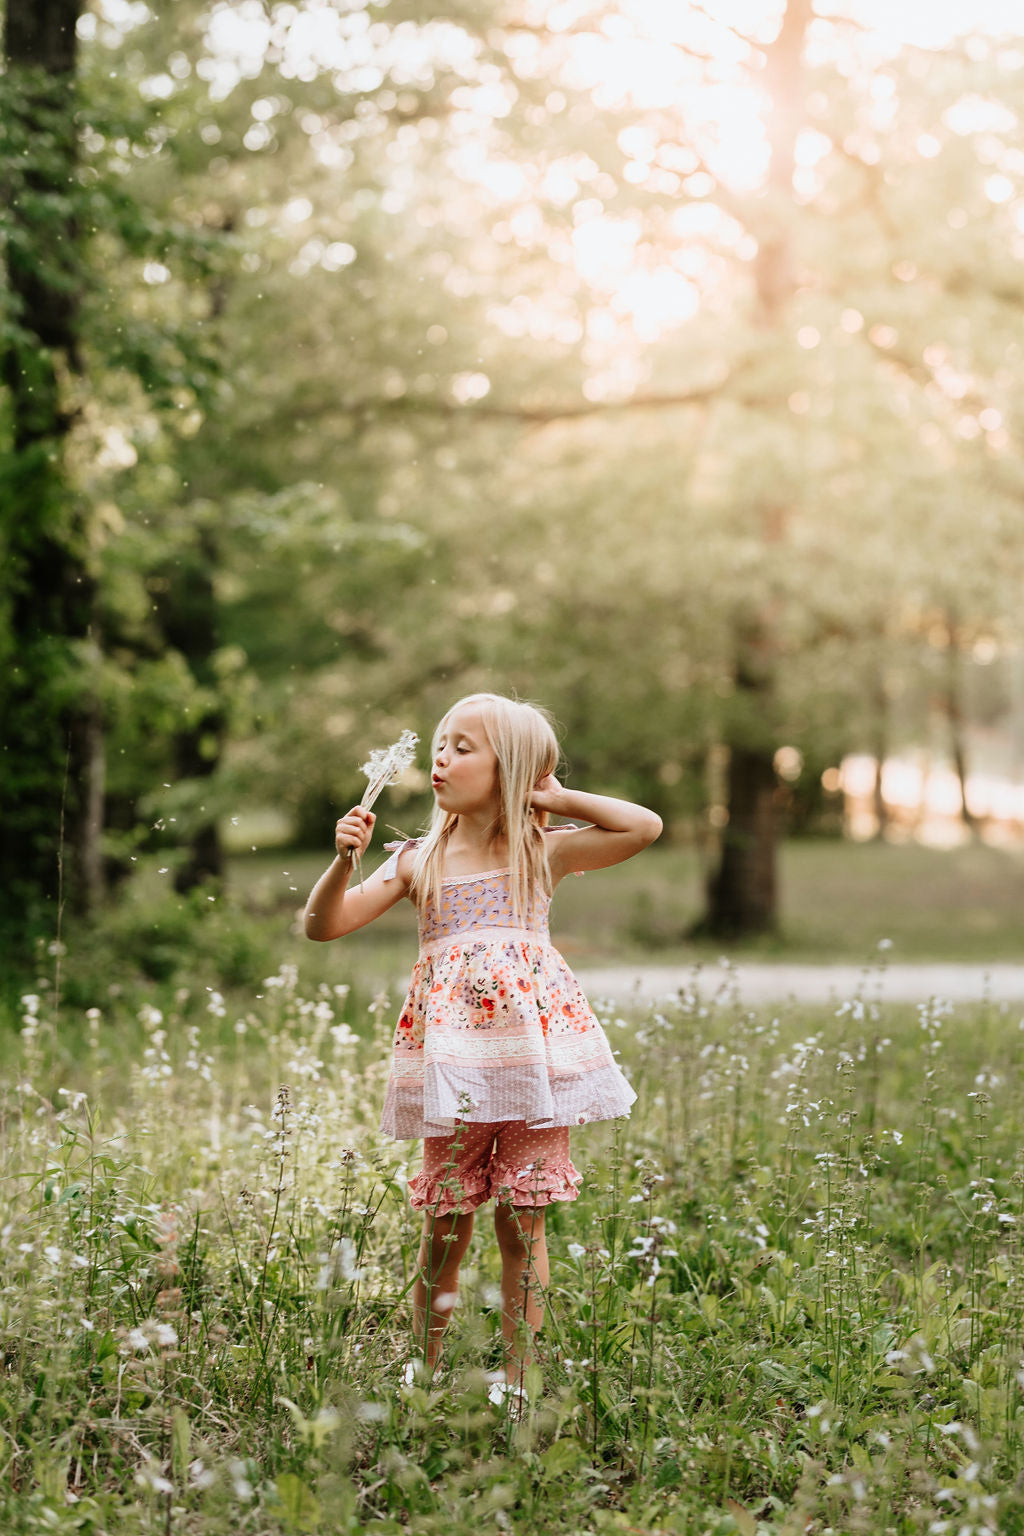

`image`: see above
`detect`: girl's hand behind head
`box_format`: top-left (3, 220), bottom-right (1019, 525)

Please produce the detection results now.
top-left (335, 807), bottom-right (375, 858)
top-left (530, 773), bottom-right (563, 813)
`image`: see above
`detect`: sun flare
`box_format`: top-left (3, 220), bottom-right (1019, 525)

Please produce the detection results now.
top-left (193, 0), bottom-right (1024, 345)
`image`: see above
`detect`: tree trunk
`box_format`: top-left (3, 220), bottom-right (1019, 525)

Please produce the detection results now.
top-left (696, 0), bottom-right (810, 939)
top-left (872, 671), bottom-right (890, 839)
top-left (156, 217), bottom-right (240, 894)
top-left (944, 615), bottom-right (977, 834)
top-left (0, 0), bottom-right (98, 945)
top-left (704, 747), bottom-right (778, 937)
top-left (151, 526), bottom-right (226, 893)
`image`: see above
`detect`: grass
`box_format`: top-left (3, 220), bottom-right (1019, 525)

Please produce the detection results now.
top-left (229, 836), bottom-right (1024, 979)
top-left (5, 954), bottom-right (1024, 1533)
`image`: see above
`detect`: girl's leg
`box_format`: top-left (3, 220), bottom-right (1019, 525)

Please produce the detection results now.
top-left (412, 1210), bottom-right (475, 1369)
top-left (493, 1202), bottom-right (548, 1386)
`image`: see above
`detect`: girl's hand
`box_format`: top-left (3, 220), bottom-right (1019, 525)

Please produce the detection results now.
top-left (335, 806), bottom-right (375, 858)
top-left (530, 773), bottom-right (563, 813)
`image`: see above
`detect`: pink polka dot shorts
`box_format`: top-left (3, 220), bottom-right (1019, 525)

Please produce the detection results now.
top-left (408, 1120), bottom-right (583, 1216)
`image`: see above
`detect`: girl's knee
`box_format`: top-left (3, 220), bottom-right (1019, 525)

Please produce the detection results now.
top-left (420, 1211), bottom-right (474, 1267)
top-left (495, 1202), bottom-right (546, 1250)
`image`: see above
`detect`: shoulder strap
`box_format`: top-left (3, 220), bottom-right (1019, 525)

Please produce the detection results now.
top-left (380, 838), bottom-right (419, 882)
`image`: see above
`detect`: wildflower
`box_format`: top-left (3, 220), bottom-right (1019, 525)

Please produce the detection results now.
top-left (135, 1461), bottom-right (173, 1495)
top-left (229, 1461), bottom-right (254, 1500)
top-left (567, 1243), bottom-right (586, 1261)
top-left (264, 963), bottom-right (298, 991)
top-left (317, 1236), bottom-right (366, 1289)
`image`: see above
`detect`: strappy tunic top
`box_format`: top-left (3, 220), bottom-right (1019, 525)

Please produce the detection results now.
top-left (378, 837), bottom-right (637, 1139)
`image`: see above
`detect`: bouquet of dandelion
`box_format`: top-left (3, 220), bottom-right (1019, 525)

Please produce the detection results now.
top-left (344, 728), bottom-right (419, 875)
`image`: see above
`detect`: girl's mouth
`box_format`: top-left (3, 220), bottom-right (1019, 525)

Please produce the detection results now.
top-left (432, 775), bottom-right (445, 789)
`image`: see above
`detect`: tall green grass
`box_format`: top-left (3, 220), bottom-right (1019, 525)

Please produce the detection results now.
top-left (4, 963), bottom-right (1024, 1533)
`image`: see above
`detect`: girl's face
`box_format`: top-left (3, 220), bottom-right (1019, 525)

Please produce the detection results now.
top-left (431, 706), bottom-right (499, 817)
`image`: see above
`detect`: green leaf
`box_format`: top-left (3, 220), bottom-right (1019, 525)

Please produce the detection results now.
top-left (171, 1408), bottom-right (191, 1483)
top-left (277, 1397), bottom-right (342, 1450)
top-left (274, 1472), bottom-right (321, 1534)
top-left (540, 1438), bottom-right (588, 1480)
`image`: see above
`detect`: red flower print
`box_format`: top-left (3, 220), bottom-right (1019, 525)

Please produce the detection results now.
top-left (481, 997), bottom-right (494, 1012)
top-left (517, 978), bottom-right (531, 992)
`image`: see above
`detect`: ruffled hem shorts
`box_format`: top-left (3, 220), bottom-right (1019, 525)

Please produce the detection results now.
top-left (409, 1120), bottom-right (582, 1217)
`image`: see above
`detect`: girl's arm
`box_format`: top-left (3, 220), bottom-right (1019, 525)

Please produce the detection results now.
top-left (303, 807), bottom-right (410, 940)
top-left (532, 775), bottom-right (662, 882)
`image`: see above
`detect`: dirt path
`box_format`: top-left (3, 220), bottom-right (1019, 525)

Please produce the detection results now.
top-left (575, 962), bottom-right (1024, 1006)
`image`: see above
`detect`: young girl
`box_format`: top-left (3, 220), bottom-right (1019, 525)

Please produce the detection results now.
top-left (304, 694), bottom-right (661, 1398)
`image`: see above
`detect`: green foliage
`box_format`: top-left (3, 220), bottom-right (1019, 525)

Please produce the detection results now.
top-left (7, 0), bottom-right (1024, 942)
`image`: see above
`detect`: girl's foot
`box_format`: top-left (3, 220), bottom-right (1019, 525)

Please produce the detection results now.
top-left (402, 1356), bottom-right (450, 1391)
top-left (486, 1374), bottom-right (528, 1418)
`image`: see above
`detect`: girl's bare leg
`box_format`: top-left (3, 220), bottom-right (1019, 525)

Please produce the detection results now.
top-left (412, 1210), bottom-right (475, 1369)
top-left (494, 1203), bottom-right (548, 1386)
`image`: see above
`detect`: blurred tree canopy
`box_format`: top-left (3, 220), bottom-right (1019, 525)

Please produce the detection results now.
top-left (3, 0), bottom-right (1024, 950)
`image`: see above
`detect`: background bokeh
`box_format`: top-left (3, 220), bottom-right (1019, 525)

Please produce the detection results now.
top-left (5, 0), bottom-right (1024, 973)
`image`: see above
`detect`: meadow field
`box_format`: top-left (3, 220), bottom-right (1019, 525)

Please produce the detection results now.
top-left (4, 927), bottom-right (1024, 1535)
top-left (232, 838), bottom-right (1024, 981)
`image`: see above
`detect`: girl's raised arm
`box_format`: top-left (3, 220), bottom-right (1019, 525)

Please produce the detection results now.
top-left (303, 808), bottom-right (410, 940)
top-left (532, 775), bottom-right (662, 882)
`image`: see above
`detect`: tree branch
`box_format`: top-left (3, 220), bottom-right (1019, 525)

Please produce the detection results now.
top-left (339, 374), bottom-right (736, 427)
top-left (495, 17), bottom-right (716, 64)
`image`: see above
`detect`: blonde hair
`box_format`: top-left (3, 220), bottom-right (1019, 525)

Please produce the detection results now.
top-left (410, 693), bottom-right (560, 922)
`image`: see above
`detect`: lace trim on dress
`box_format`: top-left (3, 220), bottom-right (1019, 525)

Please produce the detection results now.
top-left (380, 826), bottom-right (582, 884)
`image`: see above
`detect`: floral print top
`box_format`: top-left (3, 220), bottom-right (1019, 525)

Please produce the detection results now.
top-left (378, 834), bottom-right (636, 1139)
